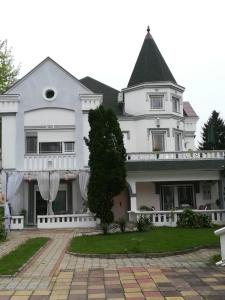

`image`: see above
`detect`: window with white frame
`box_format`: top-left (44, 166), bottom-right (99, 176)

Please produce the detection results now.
top-left (39, 142), bottom-right (62, 153)
top-left (150, 95), bottom-right (164, 109)
top-left (172, 96), bottom-right (180, 113)
top-left (152, 131), bottom-right (165, 151)
top-left (174, 131), bottom-right (182, 151)
top-left (26, 132), bottom-right (37, 154)
top-left (64, 142), bottom-right (75, 152)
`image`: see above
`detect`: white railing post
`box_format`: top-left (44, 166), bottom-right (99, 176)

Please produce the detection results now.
top-left (126, 150), bottom-right (225, 162)
top-left (130, 209), bottom-right (225, 228)
top-left (24, 154), bottom-right (76, 171)
top-left (10, 216), bottom-right (24, 230)
top-left (36, 214), bottom-right (97, 229)
top-left (215, 227), bottom-right (225, 265)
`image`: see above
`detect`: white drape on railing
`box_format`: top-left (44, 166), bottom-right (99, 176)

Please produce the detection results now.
top-left (4, 172), bottom-right (24, 231)
top-left (79, 171), bottom-right (89, 201)
top-left (37, 172), bottom-right (60, 215)
top-left (4, 201), bottom-right (11, 232)
top-left (7, 172), bottom-right (24, 201)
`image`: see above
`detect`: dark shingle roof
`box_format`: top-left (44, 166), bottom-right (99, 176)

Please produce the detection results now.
top-left (128, 29), bottom-right (176, 87)
top-left (80, 76), bottom-right (122, 115)
top-left (183, 101), bottom-right (198, 117)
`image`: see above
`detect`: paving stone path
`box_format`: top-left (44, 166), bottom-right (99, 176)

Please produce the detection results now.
top-left (0, 229), bottom-right (225, 300)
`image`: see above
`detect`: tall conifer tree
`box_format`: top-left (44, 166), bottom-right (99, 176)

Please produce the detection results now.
top-left (85, 106), bottom-right (127, 230)
top-left (199, 110), bottom-right (225, 150)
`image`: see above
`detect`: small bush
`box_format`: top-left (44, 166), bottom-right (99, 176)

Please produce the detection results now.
top-left (0, 207), bottom-right (6, 241)
top-left (116, 218), bottom-right (127, 233)
top-left (177, 209), bottom-right (211, 228)
top-left (136, 215), bottom-right (153, 232)
top-left (101, 223), bottom-right (109, 235)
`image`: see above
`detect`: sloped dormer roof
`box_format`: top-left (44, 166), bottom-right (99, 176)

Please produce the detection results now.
top-left (183, 101), bottom-right (199, 118)
top-left (128, 27), bottom-right (176, 87)
top-left (80, 76), bottom-right (122, 114)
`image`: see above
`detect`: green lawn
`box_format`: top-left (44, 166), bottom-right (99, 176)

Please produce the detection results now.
top-left (0, 237), bottom-right (49, 275)
top-left (69, 227), bottom-right (219, 254)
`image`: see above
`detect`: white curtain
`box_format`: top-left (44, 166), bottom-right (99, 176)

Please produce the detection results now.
top-left (37, 172), bottom-right (50, 201)
top-left (49, 172), bottom-right (60, 214)
top-left (37, 172), bottom-right (60, 215)
top-left (4, 201), bottom-right (11, 232)
top-left (7, 172), bottom-right (24, 202)
top-left (79, 171), bottom-right (89, 201)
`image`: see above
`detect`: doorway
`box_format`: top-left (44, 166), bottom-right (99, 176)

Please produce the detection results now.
top-left (161, 186), bottom-right (175, 210)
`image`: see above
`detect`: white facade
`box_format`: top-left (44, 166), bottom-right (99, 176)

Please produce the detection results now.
top-left (0, 30), bottom-right (225, 228)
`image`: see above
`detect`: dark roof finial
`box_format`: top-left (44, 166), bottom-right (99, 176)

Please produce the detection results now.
top-left (147, 25), bottom-right (150, 33)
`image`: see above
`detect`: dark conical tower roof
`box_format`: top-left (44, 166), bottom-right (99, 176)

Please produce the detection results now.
top-left (127, 27), bottom-right (176, 87)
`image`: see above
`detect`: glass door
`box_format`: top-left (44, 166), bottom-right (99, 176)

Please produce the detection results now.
top-left (161, 186), bottom-right (175, 210)
top-left (177, 185), bottom-right (194, 208)
top-left (52, 191), bottom-right (67, 214)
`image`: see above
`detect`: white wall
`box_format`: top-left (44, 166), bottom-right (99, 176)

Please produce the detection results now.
top-left (38, 130), bottom-right (74, 142)
top-left (83, 113), bottom-right (90, 166)
top-left (124, 85), bottom-right (183, 116)
top-left (24, 108), bottom-right (75, 126)
top-left (119, 82), bottom-right (198, 153)
top-left (119, 117), bottom-right (187, 153)
top-left (136, 182), bottom-right (160, 210)
top-left (2, 115), bottom-right (16, 169)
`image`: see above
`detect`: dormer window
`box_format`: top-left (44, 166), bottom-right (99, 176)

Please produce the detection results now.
top-left (172, 96), bottom-right (180, 113)
top-left (150, 95), bottom-right (163, 110)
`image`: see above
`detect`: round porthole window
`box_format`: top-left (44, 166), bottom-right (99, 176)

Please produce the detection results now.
top-left (43, 88), bottom-right (57, 101)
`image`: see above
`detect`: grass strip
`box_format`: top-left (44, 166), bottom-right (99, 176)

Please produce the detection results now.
top-left (69, 227), bottom-right (219, 254)
top-left (0, 237), bottom-right (49, 275)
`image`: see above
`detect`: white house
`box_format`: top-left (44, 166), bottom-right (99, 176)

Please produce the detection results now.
top-left (1, 27), bottom-right (225, 229)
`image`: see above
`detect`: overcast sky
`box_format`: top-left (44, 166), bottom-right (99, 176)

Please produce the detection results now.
top-left (1, 0), bottom-right (225, 144)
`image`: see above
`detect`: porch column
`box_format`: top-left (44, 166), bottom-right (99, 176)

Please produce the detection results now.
top-left (219, 173), bottom-right (225, 209)
top-left (130, 181), bottom-right (137, 211)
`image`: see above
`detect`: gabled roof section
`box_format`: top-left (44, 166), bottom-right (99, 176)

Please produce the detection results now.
top-left (183, 101), bottom-right (199, 118)
top-left (80, 76), bottom-right (122, 115)
top-left (128, 27), bottom-right (176, 87)
top-left (6, 57), bottom-right (92, 93)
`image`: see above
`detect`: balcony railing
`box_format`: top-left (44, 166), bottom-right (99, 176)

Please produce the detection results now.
top-left (24, 154), bottom-right (76, 171)
top-left (127, 150), bottom-right (225, 161)
top-left (37, 213), bottom-right (97, 229)
top-left (129, 209), bottom-right (225, 227)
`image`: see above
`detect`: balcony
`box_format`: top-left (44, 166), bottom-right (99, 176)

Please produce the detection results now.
top-left (127, 150), bottom-right (225, 161)
top-left (24, 154), bottom-right (76, 171)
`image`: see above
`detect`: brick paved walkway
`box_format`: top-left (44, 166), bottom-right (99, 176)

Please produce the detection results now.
top-left (1, 229), bottom-right (225, 299)
top-left (1, 266), bottom-right (225, 299)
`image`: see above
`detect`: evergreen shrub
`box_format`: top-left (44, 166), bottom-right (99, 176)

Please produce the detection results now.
top-left (177, 209), bottom-right (211, 228)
